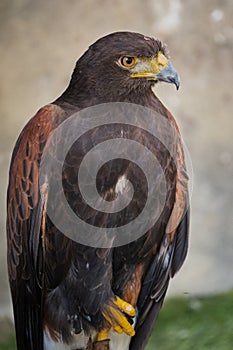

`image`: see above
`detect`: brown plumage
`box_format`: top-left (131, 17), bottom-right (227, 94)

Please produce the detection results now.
top-left (7, 32), bottom-right (189, 350)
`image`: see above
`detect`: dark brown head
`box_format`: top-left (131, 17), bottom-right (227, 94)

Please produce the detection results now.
top-left (62, 32), bottom-right (179, 104)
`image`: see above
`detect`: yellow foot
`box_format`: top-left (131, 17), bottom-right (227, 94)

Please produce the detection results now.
top-left (114, 296), bottom-right (135, 317)
top-left (102, 295), bottom-right (136, 337)
top-left (97, 329), bottom-right (109, 341)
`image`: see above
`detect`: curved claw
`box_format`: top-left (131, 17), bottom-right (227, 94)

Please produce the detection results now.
top-left (102, 296), bottom-right (136, 337)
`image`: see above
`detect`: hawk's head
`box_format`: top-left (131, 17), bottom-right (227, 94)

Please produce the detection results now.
top-left (67, 31), bottom-right (180, 102)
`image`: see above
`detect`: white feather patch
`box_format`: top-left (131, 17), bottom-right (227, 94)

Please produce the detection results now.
top-left (108, 331), bottom-right (131, 350)
top-left (108, 315), bottom-right (136, 350)
top-left (44, 331), bottom-right (90, 350)
top-left (115, 175), bottom-right (128, 194)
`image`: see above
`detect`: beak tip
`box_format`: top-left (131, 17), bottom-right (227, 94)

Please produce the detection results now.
top-left (175, 80), bottom-right (180, 90)
top-left (157, 61), bottom-right (180, 91)
top-left (171, 72), bottom-right (180, 91)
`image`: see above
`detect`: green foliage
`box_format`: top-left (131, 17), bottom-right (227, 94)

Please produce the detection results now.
top-left (0, 338), bottom-right (16, 350)
top-left (1, 291), bottom-right (233, 349)
top-left (146, 290), bottom-right (233, 350)
top-left (0, 318), bottom-right (16, 350)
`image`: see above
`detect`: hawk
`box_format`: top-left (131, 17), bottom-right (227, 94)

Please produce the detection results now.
top-left (7, 32), bottom-right (189, 350)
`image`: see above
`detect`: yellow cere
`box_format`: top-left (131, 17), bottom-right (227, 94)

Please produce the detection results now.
top-left (130, 51), bottom-right (169, 79)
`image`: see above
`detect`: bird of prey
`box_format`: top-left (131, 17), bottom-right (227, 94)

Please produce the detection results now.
top-left (7, 31), bottom-right (189, 350)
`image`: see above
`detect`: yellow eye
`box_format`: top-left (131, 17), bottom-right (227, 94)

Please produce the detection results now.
top-left (118, 56), bottom-right (137, 69)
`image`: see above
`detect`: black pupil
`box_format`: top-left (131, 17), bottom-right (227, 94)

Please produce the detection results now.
top-left (125, 57), bottom-right (133, 65)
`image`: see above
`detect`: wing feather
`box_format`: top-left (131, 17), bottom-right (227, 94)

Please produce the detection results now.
top-left (130, 124), bottom-right (190, 349)
top-left (130, 209), bottom-right (189, 350)
top-left (6, 104), bottom-right (68, 350)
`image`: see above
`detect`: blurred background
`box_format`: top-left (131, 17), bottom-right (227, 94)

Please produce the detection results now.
top-left (0, 0), bottom-right (233, 348)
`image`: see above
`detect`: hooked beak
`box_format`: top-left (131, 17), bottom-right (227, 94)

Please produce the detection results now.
top-left (156, 61), bottom-right (180, 90)
top-left (130, 52), bottom-right (180, 90)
